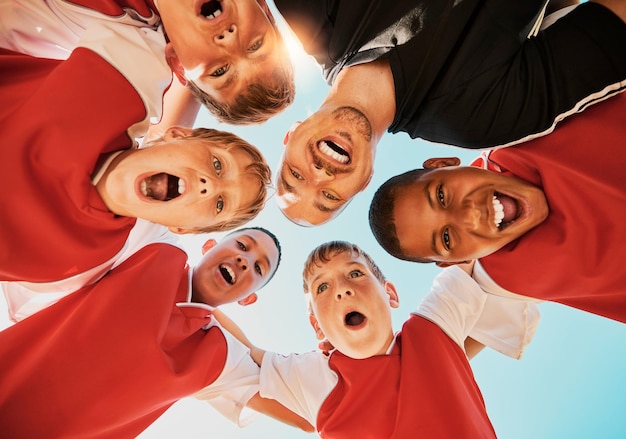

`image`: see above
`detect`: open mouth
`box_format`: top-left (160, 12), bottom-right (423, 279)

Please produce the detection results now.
top-left (344, 311), bottom-right (366, 328)
top-left (318, 140), bottom-right (350, 164)
top-left (200, 0), bottom-right (222, 19)
top-left (219, 264), bottom-right (236, 285)
top-left (140, 173), bottom-right (185, 201)
top-left (493, 192), bottom-right (519, 230)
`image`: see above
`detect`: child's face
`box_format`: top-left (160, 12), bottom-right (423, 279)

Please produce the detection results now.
top-left (306, 252), bottom-right (398, 359)
top-left (392, 159), bottom-right (549, 263)
top-left (96, 132), bottom-right (261, 232)
top-left (192, 229), bottom-right (279, 307)
top-left (161, 0), bottom-right (285, 103)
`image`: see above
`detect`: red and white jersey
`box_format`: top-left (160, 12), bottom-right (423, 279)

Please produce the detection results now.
top-left (473, 92), bottom-right (626, 322)
top-left (0, 243), bottom-right (260, 437)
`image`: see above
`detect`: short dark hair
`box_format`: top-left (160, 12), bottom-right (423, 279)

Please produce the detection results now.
top-left (369, 169), bottom-right (434, 263)
top-left (227, 226), bottom-right (282, 288)
top-left (302, 241), bottom-right (386, 294)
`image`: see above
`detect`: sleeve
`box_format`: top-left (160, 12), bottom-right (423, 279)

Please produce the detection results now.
top-left (416, 265), bottom-right (539, 359)
top-left (193, 326), bottom-right (261, 427)
top-left (259, 350), bottom-right (338, 426)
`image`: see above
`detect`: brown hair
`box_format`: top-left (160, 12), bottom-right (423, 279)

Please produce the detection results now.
top-left (187, 32), bottom-right (295, 125)
top-left (302, 241), bottom-right (387, 294)
top-left (147, 127), bottom-right (272, 232)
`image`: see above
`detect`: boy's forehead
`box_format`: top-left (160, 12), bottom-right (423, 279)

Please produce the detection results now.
top-left (306, 250), bottom-right (366, 279)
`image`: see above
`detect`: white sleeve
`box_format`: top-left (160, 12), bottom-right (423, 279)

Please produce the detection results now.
top-left (259, 350), bottom-right (338, 427)
top-left (416, 265), bottom-right (539, 359)
top-left (193, 325), bottom-right (261, 427)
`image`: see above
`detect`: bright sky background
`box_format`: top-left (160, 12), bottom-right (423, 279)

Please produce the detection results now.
top-left (3, 3), bottom-right (625, 438)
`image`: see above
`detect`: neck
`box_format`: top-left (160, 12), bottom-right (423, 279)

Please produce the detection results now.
top-left (324, 59), bottom-right (396, 145)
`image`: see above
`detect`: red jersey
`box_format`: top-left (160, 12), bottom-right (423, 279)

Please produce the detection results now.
top-left (0, 243), bottom-right (228, 438)
top-left (475, 93), bottom-right (626, 322)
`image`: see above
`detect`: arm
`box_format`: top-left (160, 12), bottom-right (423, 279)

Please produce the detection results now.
top-left (464, 337), bottom-right (486, 360)
top-left (211, 309), bottom-right (266, 366)
top-left (246, 393), bottom-right (315, 433)
top-left (145, 79), bottom-right (201, 143)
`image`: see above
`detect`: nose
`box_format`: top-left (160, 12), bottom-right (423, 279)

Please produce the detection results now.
top-left (457, 200), bottom-right (480, 231)
top-left (335, 288), bottom-right (354, 301)
top-left (197, 176), bottom-right (215, 195)
top-left (311, 164), bottom-right (334, 184)
top-left (214, 24), bottom-right (238, 47)
top-left (236, 255), bottom-right (248, 271)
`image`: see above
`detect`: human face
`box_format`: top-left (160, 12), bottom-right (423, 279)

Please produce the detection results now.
top-left (276, 107), bottom-right (376, 225)
top-left (306, 252), bottom-right (398, 359)
top-left (191, 229), bottom-right (279, 307)
top-left (160, 0), bottom-right (285, 104)
top-left (95, 128), bottom-right (261, 233)
top-left (392, 158), bottom-right (549, 263)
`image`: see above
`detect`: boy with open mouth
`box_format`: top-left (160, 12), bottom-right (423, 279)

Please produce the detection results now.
top-left (0, 0), bottom-right (295, 125)
top-left (215, 241), bottom-right (539, 437)
top-left (0, 48), bottom-right (271, 285)
top-left (0, 227), bottom-right (315, 437)
top-left (370, 92), bottom-right (626, 324)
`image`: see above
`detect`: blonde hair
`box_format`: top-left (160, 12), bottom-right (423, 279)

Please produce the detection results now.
top-left (147, 128), bottom-right (271, 232)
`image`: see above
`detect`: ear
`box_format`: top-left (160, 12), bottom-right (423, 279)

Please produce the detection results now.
top-left (201, 239), bottom-right (218, 255)
top-left (435, 260), bottom-right (471, 268)
top-left (384, 281), bottom-right (400, 309)
top-left (283, 122), bottom-right (301, 146)
top-left (168, 226), bottom-right (195, 235)
top-left (309, 314), bottom-right (325, 340)
top-left (255, 0), bottom-right (275, 24)
top-left (422, 157), bottom-right (461, 169)
top-left (163, 125), bottom-right (194, 140)
top-left (165, 43), bottom-right (187, 86)
top-left (237, 293), bottom-right (258, 306)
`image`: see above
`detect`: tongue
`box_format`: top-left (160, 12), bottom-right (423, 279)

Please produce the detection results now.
top-left (498, 194), bottom-right (518, 223)
top-left (345, 312), bottom-right (364, 326)
top-left (146, 173), bottom-right (169, 201)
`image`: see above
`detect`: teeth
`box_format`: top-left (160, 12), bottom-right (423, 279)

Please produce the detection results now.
top-left (220, 265), bottom-right (236, 284)
top-left (319, 140), bottom-right (349, 164)
top-left (206, 9), bottom-right (221, 19)
top-left (140, 180), bottom-right (147, 196)
top-left (178, 179), bottom-right (186, 195)
top-left (493, 196), bottom-right (504, 228)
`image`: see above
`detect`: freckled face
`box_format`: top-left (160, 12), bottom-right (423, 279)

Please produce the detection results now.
top-left (96, 139), bottom-right (260, 232)
top-left (192, 229), bottom-right (279, 307)
top-left (306, 252), bottom-right (396, 359)
top-left (161, 0), bottom-right (286, 104)
top-left (277, 107), bottom-right (375, 226)
top-left (392, 165), bottom-right (549, 262)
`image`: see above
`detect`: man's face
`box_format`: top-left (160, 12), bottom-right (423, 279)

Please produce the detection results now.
top-left (392, 158), bottom-right (549, 263)
top-left (306, 251), bottom-right (398, 359)
top-left (96, 128), bottom-right (261, 233)
top-left (192, 229), bottom-right (279, 307)
top-left (276, 107), bottom-right (376, 226)
top-left (161, 0), bottom-right (286, 104)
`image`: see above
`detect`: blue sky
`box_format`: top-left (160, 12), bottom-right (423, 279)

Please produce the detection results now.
top-left (3, 3), bottom-right (625, 437)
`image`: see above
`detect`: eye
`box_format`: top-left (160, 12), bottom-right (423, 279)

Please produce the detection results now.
top-left (348, 270), bottom-right (363, 279)
top-left (216, 196), bottom-right (224, 214)
top-left (437, 184), bottom-right (445, 206)
top-left (211, 65), bottom-right (229, 77)
top-left (442, 228), bottom-right (451, 250)
top-left (237, 240), bottom-right (247, 251)
top-left (316, 283), bottom-right (328, 294)
top-left (248, 39), bottom-right (263, 52)
top-left (254, 263), bottom-right (262, 276)
top-left (289, 167), bottom-right (303, 180)
top-left (213, 157), bottom-right (222, 175)
top-left (322, 191), bottom-right (340, 201)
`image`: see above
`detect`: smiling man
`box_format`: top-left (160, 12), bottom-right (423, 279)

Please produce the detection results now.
top-left (274, 0), bottom-right (626, 225)
top-left (369, 91), bottom-right (626, 324)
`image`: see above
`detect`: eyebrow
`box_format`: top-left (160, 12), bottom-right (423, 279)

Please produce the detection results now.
top-left (315, 201), bottom-right (341, 213)
top-left (423, 181), bottom-right (441, 256)
top-left (217, 70), bottom-right (240, 91)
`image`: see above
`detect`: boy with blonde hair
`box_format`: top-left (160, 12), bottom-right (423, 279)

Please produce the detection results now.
top-left (0, 0), bottom-right (294, 125)
top-left (221, 241), bottom-right (538, 437)
top-left (0, 227), bottom-right (314, 437)
top-left (0, 47), bottom-right (270, 284)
